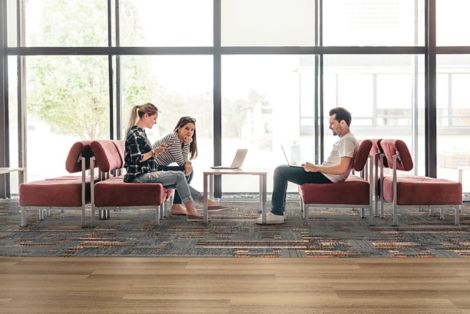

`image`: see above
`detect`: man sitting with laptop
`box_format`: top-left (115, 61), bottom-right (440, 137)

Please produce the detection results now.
top-left (256, 107), bottom-right (359, 225)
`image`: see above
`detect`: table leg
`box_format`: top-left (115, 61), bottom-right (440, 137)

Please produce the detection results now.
top-left (209, 175), bottom-right (214, 199)
top-left (203, 173), bottom-right (209, 224)
top-left (19, 169), bottom-right (25, 186)
top-left (260, 173), bottom-right (267, 224)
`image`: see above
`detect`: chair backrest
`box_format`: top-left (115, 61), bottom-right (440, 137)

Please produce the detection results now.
top-left (352, 139), bottom-right (372, 171)
top-left (90, 140), bottom-right (124, 173)
top-left (379, 139), bottom-right (413, 171)
top-left (369, 139), bottom-right (388, 167)
top-left (65, 141), bottom-right (94, 173)
top-left (113, 140), bottom-right (125, 161)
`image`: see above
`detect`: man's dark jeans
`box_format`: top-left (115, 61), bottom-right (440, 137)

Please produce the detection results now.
top-left (271, 165), bottom-right (331, 215)
top-left (158, 165), bottom-right (193, 204)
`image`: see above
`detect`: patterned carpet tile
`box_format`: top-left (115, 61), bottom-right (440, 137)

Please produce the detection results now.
top-left (0, 200), bottom-right (469, 257)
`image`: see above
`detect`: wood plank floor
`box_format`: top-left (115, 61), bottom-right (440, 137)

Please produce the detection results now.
top-left (1, 257), bottom-right (470, 313)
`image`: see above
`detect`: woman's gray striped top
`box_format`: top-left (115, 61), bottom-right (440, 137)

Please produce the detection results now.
top-left (153, 132), bottom-right (190, 166)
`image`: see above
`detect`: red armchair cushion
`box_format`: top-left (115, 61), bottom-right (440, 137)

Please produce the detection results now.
top-left (19, 178), bottom-right (90, 207)
top-left (46, 175), bottom-right (95, 183)
top-left (299, 175), bottom-right (370, 205)
top-left (94, 177), bottom-right (166, 207)
top-left (382, 176), bottom-right (462, 205)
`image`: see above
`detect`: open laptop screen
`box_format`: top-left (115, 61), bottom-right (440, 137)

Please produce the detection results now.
top-left (211, 149), bottom-right (248, 169)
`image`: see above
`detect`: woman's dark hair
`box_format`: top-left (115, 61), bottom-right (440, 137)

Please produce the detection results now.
top-left (329, 107), bottom-right (352, 126)
top-left (174, 116), bottom-right (198, 160)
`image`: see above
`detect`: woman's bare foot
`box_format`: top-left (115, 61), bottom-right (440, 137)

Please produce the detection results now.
top-left (184, 201), bottom-right (202, 219)
top-left (199, 196), bottom-right (218, 206)
top-left (198, 196), bottom-right (230, 211)
top-left (207, 199), bottom-right (218, 206)
top-left (171, 204), bottom-right (187, 216)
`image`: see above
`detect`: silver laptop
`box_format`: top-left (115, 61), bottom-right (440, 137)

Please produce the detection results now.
top-left (211, 149), bottom-right (248, 169)
top-left (281, 145), bottom-right (303, 168)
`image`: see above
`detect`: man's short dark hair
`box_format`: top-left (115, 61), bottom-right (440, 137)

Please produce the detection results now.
top-left (329, 107), bottom-right (352, 126)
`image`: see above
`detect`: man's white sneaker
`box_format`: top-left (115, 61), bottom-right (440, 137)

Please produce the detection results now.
top-left (256, 212), bottom-right (285, 225)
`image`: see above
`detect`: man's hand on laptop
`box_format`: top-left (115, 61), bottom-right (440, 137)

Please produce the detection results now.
top-left (303, 161), bottom-right (319, 173)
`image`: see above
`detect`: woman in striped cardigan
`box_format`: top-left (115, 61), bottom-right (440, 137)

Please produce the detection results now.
top-left (153, 116), bottom-right (222, 215)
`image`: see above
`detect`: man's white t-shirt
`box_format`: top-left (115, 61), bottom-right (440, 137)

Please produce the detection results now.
top-left (321, 132), bottom-right (359, 183)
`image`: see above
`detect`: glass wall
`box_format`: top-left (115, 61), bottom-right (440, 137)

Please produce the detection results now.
top-left (3, 0), bottom-right (469, 196)
top-left (437, 55), bottom-right (470, 192)
top-left (6, 0), bottom-right (16, 47)
top-left (436, 0), bottom-right (470, 196)
top-left (323, 0), bottom-right (424, 46)
top-left (25, 56), bottom-right (110, 181)
top-left (222, 55), bottom-right (315, 192)
top-left (437, 0), bottom-right (470, 46)
top-left (120, 56), bottom-right (213, 190)
top-left (324, 55), bottom-right (425, 174)
top-left (222, 0), bottom-right (315, 46)
top-left (23, 0), bottom-right (108, 47)
top-left (8, 57), bottom-right (19, 193)
top-left (120, 0), bottom-right (212, 46)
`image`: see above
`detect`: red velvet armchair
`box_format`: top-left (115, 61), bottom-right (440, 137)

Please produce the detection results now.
top-left (19, 141), bottom-right (94, 227)
top-left (299, 139), bottom-right (374, 225)
top-left (377, 139), bottom-right (462, 226)
top-left (89, 140), bottom-right (170, 227)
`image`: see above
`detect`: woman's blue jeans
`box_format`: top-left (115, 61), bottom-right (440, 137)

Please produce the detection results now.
top-left (132, 170), bottom-right (201, 204)
top-left (158, 165), bottom-right (193, 204)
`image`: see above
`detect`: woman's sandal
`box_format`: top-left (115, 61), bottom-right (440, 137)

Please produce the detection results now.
top-left (170, 204), bottom-right (187, 216)
top-left (171, 211), bottom-right (187, 216)
top-left (186, 214), bottom-right (203, 221)
top-left (207, 205), bottom-right (231, 211)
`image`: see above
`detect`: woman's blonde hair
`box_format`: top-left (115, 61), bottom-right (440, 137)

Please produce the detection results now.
top-left (126, 103), bottom-right (158, 135)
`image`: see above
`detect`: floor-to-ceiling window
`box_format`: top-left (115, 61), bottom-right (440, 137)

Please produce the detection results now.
top-left (120, 55), bottom-right (213, 190)
top-left (221, 55), bottom-right (316, 192)
top-left (436, 55), bottom-right (470, 193)
top-left (436, 0), bottom-right (470, 194)
top-left (2, 0), bottom-right (469, 197)
top-left (220, 0), bottom-right (316, 192)
top-left (323, 0), bottom-right (425, 177)
top-left (25, 55), bottom-right (110, 179)
top-left (119, 0), bottom-right (213, 47)
top-left (18, 0), bottom-right (110, 181)
top-left (323, 55), bottom-right (425, 174)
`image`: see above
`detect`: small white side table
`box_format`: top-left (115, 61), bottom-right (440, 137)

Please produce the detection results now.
top-left (0, 167), bottom-right (26, 198)
top-left (202, 169), bottom-right (267, 224)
